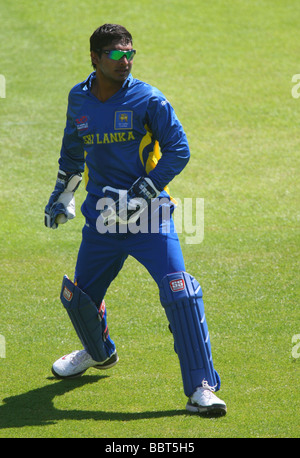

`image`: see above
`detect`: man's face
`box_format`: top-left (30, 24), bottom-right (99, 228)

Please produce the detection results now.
top-left (92, 41), bottom-right (134, 84)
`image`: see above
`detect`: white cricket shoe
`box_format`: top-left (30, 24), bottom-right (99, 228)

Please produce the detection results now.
top-left (186, 380), bottom-right (227, 416)
top-left (51, 349), bottom-right (119, 379)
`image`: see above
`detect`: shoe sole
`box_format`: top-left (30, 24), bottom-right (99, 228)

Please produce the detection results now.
top-left (51, 366), bottom-right (87, 379)
top-left (186, 402), bottom-right (227, 417)
top-left (51, 353), bottom-right (119, 379)
top-left (94, 354), bottom-right (119, 370)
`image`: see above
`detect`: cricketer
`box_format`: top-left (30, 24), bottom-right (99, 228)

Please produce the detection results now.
top-left (44, 24), bottom-right (227, 416)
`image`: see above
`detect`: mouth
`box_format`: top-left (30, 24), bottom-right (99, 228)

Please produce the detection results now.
top-left (116, 67), bottom-right (129, 77)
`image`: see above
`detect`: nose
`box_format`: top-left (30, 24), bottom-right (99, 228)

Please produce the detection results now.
top-left (119, 55), bottom-right (129, 65)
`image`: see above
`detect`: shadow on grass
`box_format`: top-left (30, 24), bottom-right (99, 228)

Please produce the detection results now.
top-left (0, 376), bottom-right (186, 429)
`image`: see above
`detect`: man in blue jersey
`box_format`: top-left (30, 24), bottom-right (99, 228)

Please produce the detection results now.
top-left (45, 24), bottom-right (226, 416)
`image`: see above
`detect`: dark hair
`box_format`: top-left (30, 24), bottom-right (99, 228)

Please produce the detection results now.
top-left (90, 24), bottom-right (133, 68)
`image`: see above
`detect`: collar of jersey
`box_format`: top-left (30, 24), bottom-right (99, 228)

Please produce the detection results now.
top-left (82, 71), bottom-right (133, 92)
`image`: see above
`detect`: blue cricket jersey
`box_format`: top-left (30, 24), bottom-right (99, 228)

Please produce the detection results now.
top-left (58, 71), bottom-right (190, 225)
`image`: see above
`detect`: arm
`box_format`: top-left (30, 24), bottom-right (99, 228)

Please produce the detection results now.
top-left (99, 93), bottom-right (190, 227)
top-left (44, 91), bottom-right (85, 229)
top-left (146, 91), bottom-right (190, 191)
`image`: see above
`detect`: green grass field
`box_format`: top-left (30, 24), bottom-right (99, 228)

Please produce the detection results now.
top-left (0, 0), bottom-right (299, 439)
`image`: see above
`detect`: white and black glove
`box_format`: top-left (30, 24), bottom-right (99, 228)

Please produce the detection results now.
top-left (101, 177), bottom-right (160, 226)
top-left (44, 170), bottom-right (82, 229)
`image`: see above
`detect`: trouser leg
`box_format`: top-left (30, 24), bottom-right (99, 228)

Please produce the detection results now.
top-left (126, 217), bottom-right (221, 396)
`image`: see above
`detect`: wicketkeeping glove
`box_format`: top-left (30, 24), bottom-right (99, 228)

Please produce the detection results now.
top-left (44, 170), bottom-right (82, 229)
top-left (101, 177), bottom-right (160, 226)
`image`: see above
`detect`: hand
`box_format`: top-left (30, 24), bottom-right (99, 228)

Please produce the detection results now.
top-left (101, 177), bottom-right (160, 226)
top-left (44, 170), bottom-right (82, 229)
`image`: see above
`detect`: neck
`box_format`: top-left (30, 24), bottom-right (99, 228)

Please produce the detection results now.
top-left (92, 71), bottom-right (123, 102)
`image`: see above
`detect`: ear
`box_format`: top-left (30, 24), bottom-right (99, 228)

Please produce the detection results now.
top-left (90, 51), bottom-right (100, 67)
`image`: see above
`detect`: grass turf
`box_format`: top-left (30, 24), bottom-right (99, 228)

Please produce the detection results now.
top-left (0, 0), bottom-right (299, 438)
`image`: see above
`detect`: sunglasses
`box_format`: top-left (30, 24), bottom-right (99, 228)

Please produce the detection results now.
top-left (102, 49), bottom-right (136, 61)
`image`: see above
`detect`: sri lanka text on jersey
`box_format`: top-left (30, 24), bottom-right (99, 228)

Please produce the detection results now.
top-left (83, 131), bottom-right (135, 145)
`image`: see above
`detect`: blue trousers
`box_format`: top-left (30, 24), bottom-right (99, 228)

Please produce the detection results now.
top-left (74, 217), bottom-right (185, 304)
top-left (73, 215), bottom-right (220, 396)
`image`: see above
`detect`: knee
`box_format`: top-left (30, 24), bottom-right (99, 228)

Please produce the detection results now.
top-left (159, 271), bottom-right (203, 308)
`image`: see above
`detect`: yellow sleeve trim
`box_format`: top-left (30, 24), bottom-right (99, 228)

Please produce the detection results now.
top-left (145, 141), bottom-right (177, 205)
top-left (84, 151), bottom-right (89, 188)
